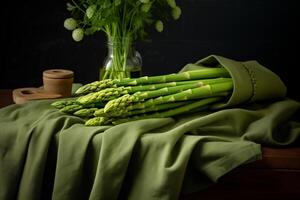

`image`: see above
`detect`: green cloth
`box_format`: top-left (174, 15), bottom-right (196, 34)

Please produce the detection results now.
top-left (1, 55), bottom-right (300, 200)
top-left (181, 55), bottom-right (287, 108)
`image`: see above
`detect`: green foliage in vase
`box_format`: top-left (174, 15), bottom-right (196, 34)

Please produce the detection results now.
top-left (64, 0), bottom-right (182, 42)
top-left (64, 0), bottom-right (182, 80)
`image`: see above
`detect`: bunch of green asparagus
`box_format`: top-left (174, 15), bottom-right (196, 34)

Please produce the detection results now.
top-left (51, 68), bottom-right (233, 126)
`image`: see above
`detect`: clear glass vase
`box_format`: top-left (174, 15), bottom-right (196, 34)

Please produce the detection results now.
top-left (99, 37), bottom-right (142, 80)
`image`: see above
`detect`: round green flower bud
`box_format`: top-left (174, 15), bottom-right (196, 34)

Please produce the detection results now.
top-left (166, 0), bottom-right (176, 8)
top-left (72, 28), bottom-right (84, 42)
top-left (172, 6), bottom-right (182, 20)
top-left (114, 0), bottom-right (121, 6)
top-left (66, 3), bottom-right (75, 11)
top-left (155, 20), bottom-right (164, 32)
top-left (141, 3), bottom-right (152, 12)
top-left (140, 0), bottom-right (150, 3)
top-left (86, 5), bottom-right (96, 19)
top-left (64, 18), bottom-right (77, 30)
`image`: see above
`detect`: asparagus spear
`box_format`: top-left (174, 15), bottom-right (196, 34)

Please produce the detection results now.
top-left (73, 108), bottom-right (99, 117)
top-left (94, 101), bottom-right (193, 117)
top-left (75, 79), bottom-right (116, 95)
top-left (51, 99), bottom-right (78, 109)
top-left (112, 97), bottom-right (222, 125)
top-left (75, 68), bottom-right (230, 95)
top-left (59, 104), bottom-right (84, 114)
top-left (51, 99), bottom-right (104, 114)
top-left (77, 78), bottom-right (231, 104)
top-left (76, 87), bottom-right (129, 104)
top-left (85, 116), bottom-right (114, 126)
top-left (104, 80), bottom-right (233, 115)
top-left (87, 97), bottom-right (222, 126)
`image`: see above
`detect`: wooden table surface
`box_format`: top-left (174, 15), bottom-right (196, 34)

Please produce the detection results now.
top-left (1, 89), bottom-right (300, 199)
top-left (0, 89), bottom-right (13, 108)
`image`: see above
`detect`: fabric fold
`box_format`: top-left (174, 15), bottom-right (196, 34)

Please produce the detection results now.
top-left (181, 55), bottom-right (287, 108)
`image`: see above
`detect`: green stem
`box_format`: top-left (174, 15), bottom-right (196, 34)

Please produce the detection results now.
top-left (77, 78), bottom-right (232, 105)
top-left (118, 68), bottom-right (230, 86)
top-left (128, 78), bottom-right (231, 93)
top-left (71, 0), bottom-right (85, 13)
top-left (73, 108), bottom-right (99, 117)
top-left (103, 34), bottom-right (132, 80)
top-left (76, 68), bottom-right (231, 95)
top-left (85, 117), bottom-right (114, 126)
top-left (95, 101), bottom-right (192, 117)
top-left (112, 97), bottom-right (222, 125)
top-left (104, 79), bottom-right (233, 114)
top-left (135, 78), bottom-right (232, 100)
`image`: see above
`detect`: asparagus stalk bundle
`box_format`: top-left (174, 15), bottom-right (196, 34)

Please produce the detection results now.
top-left (85, 97), bottom-right (222, 126)
top-left (51, 68), bottom-right (233, 126)
top-left (77, 78), bottom-right (231, 105)
top-left (75, 68), bottom-right (230, 95)
top-left (103, 79), bottom-right (233, 116)
top-left (112, 97), bottom-right (223, 125)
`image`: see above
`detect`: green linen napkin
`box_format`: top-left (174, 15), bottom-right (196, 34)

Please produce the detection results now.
top-left (181, 55), bottom-right (287, 108)
top-left (0, 55), bottom-right (299, 200)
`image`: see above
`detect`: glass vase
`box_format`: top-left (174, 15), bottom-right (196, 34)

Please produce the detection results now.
top-left (100, 37), bottom-right (142, 80)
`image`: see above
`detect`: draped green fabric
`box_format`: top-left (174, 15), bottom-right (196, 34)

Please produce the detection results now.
top-left (1, 55), bottom-right (299, 200)
top-left (181, 55), bottom-right (287, 108)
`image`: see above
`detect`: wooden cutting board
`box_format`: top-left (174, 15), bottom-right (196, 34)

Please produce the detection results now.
top-left (12, 87), bottom-right (62, 104)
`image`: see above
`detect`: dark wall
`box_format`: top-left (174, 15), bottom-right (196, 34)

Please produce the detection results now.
top-left (1, 0), bottom-right (299, 100)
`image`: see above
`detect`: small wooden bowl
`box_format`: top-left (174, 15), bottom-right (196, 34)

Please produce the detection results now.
top-left (43, 69), bottom-right (74, 98)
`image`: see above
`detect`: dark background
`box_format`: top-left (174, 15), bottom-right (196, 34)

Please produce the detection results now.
top-left (1, 0), bottom-right (299, 100)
